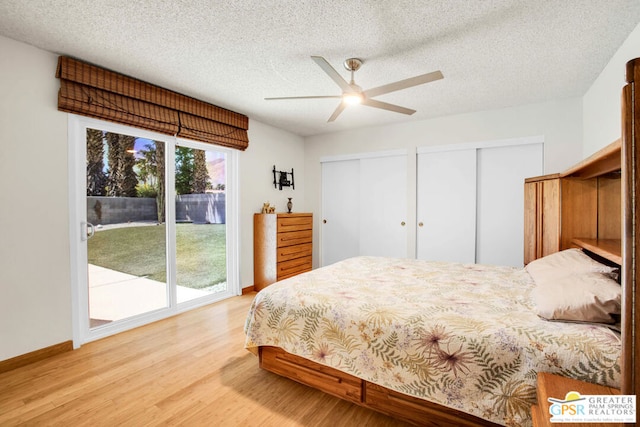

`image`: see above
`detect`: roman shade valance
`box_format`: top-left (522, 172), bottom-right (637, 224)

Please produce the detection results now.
top-left (56, 56), bottom-right (249, 150)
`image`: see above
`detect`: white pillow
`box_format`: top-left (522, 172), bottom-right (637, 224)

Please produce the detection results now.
top-left (526, 248), bottom-right (618, 283)
top-left (526, 249), bottom-right (621, 323)
top-left (532, 272), bottom-right (621, 323)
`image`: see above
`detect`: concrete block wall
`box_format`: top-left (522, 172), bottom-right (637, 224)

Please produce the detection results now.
top-left (86, 193), bottom-right (226, 225)
top-left (87, 196), bottom-right (157, 225)
top-left (176, 193), bottom-right (225, 224)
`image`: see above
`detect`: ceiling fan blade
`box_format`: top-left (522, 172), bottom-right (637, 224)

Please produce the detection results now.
top-left (327, 102), bottom-right (347, 122)
top-left (265, 95), bottom-right (341, 100)
top-left (311, 56), bottom-right (353, 93)
top-left (364, 70), bottom-right (443, 98)
top-left (361, 98), bottom-right (416, 115)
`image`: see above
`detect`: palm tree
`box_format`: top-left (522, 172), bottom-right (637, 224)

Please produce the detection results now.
top-left (120, 135), bottom-right (137, 197)
top-left (175, 146), bottom-right (194, 195)
top-left (106, 132), bottom-right (137, 197)
top-left (155, 142), bottom-right (165, 223)
top-left (193, 149), bottom-right (208, 194)
top-left (86, 128), bottom-right (106, 196)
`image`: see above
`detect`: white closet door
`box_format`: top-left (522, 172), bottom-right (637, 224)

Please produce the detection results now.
top-left (321, 159), bottom-right (360, 266)
top-left (359, 155), bottom-right (407, 258)
top-left (476, 143), bottom-right (543, 267)
top-left (416, 148), bottom-right (477, 263)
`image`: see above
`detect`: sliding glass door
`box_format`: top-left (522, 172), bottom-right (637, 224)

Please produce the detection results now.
top-left (174, 143), bottom-right (228, 304)
top-left (85, 130), bottom-right (168, 327)
top-left (70, 116), bottom-right (238, 344)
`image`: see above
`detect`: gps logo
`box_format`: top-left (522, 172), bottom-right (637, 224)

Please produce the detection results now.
top-left (547, 391), bottom-right (636, 423)
top-left (548, 392), bottom-right (587, 418)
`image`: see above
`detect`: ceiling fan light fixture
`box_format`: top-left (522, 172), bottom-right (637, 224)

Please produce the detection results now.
top-left (266, 56), bottom-right (443, 122)
top-left (343, 92), bottom-right (363, 105)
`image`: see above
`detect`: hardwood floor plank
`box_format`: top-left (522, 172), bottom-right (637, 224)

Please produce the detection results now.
top-left (0, 341), bottom-right (73, 375)
top-left (0, 294), bottom-right (409, 426)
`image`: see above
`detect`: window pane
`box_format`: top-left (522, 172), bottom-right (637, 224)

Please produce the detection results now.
top-left (174, 146), bottom-right (227, 303)
top-left (86, 130), bottom-right (167, 327)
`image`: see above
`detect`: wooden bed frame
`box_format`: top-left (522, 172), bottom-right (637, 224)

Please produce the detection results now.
top-left (255, 57), bottom-right (640, 426)
top-left (259, 346), bottom-right (499, 426)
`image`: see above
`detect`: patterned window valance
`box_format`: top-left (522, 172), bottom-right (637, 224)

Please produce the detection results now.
top-left (56, 56), bottom-right (249, 150)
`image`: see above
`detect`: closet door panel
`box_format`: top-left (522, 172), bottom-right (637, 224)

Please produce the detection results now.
top-left (359, 155), bottom-right (408, 257)
top-left (321, 160), bottom-right (360, 266)
top-left (476, 143), bottom-right (543, 266)
top-left (416, 149), bottom-right (477, 263)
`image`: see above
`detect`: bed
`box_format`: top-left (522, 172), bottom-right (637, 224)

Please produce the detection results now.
top-left (244, 57), bottom-right (640, 427)
top-left (244, 254), bottom-right (621, 426)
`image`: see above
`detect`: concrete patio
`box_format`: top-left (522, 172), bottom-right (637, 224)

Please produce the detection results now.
top-left (88, 264), bottom-right (210, 325)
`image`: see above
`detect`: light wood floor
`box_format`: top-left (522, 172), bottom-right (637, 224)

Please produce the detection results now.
top-left (0, 293), bottom-right (409, 426)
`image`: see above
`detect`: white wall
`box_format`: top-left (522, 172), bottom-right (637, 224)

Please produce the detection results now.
top-left (241, 121), bottom-right (305, 287)
top-left (0, 35), bottom-right (303, 361)
top-left (0, 36), bottom-right (71, 361)
top-left (583, 22), bottom-right (640, 156)
top-left (304, 98), bottom-right (583, 267)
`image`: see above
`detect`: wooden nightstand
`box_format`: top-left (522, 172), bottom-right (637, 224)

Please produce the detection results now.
top-left (532, 372), bottom-right (623, 427)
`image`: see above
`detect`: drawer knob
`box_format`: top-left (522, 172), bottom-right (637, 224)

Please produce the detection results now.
top-left (323, 219), bottom-right (327, 224)
top-left (401, 221), bottom-right (406, 226)
top-left (418, 222), bottom-right (424, 227)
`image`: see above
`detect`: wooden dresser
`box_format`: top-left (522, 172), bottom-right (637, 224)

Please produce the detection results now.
top-left (253, 213), bottom-right (312, 291)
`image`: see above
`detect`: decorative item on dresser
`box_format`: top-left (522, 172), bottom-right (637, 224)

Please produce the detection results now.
top-left (253, 213), bottom-right (312, 291)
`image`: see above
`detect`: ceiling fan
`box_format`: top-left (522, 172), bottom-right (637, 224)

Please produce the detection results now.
top-left (265, 56), bottom-right (443, 122)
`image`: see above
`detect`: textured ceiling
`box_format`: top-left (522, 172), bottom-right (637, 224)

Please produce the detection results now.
top-left (1, 1), bottom-right (639, 137)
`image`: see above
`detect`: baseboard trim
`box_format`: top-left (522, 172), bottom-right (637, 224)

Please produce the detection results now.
top-left (241, 286), bottom-right (255, 295)
top-left (0, 341), bottom-right (73, 374)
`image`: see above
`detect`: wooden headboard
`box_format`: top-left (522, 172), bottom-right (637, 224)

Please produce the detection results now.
top-left (525, 57), bottom-right (638, 396)
top-left (622, 57), bottom-right (640, 396)
top-left (557, 57), bottom-right (639, 396)
top-left (524, 139), bottom-right (622, 267)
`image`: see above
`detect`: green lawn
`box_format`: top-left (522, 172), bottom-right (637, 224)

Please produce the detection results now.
top-left (88, 223), bottom-right (226, 289)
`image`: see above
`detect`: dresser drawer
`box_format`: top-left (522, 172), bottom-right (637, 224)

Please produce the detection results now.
top-left (254, 212), bottom-right (313, 290)
top-left (278, 243), bottom-right (312, 262)
top-left (277, 256), bottom-right (312, 279)
top-left (277, 229), bottom-right (312, 247)
top-left (259, 346), bottom-right (362, 405)
top-left (277, 215), bottom-right (312, 232)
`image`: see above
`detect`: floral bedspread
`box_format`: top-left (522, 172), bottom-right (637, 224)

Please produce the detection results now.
top-left (244, 256), bottom-right (621, 426)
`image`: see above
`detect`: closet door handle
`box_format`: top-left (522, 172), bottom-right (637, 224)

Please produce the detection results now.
top-left (418, 222), bottom-right (424, 227)
top-left (401, 221), bottom-right (406, 226)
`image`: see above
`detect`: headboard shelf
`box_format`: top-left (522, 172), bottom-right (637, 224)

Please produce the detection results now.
top-left (561, 138), bottom-right (621, 179)
top-left (524, 140), bottom-right (622, 265)
top-left (571, 238), bottom-right (622, 265)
